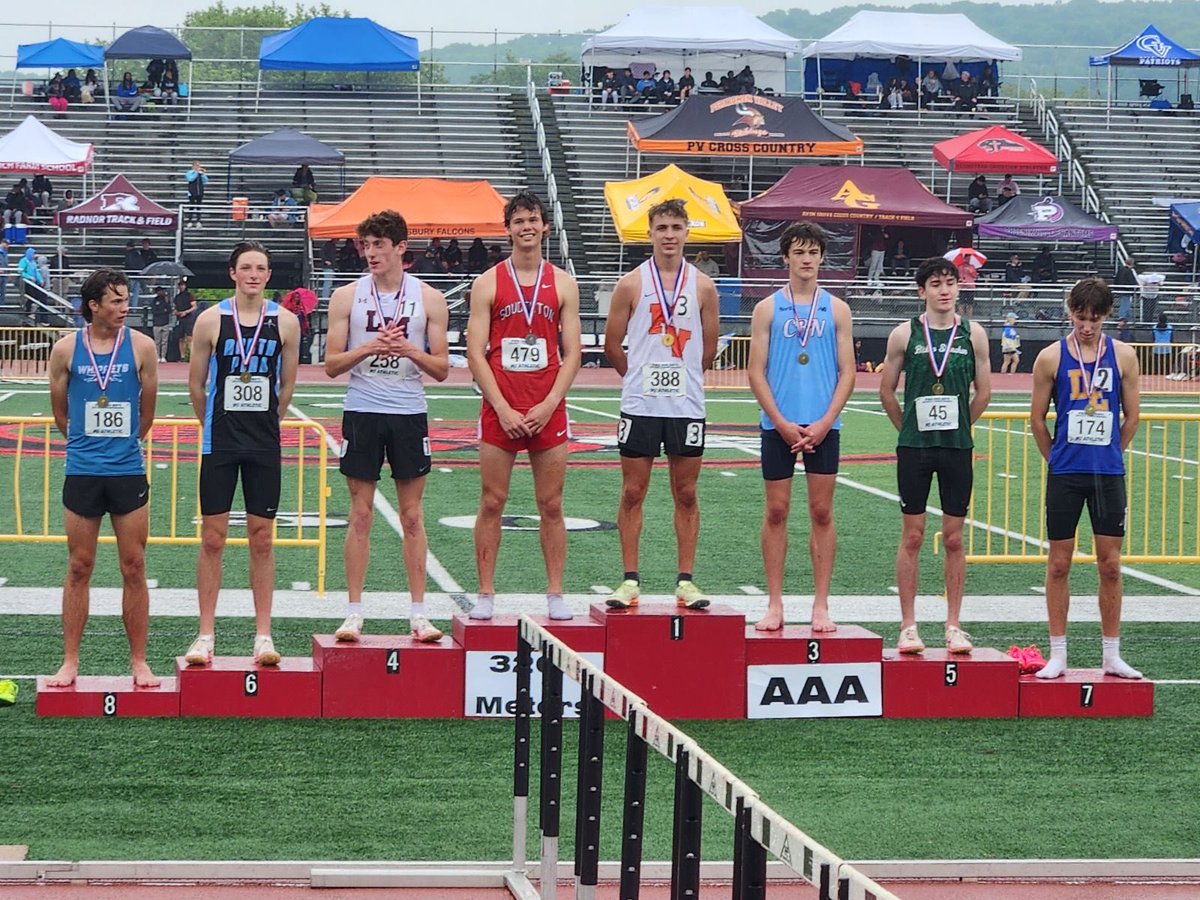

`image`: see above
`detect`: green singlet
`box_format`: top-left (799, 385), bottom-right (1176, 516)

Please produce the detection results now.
top-left (898, 315), bottom-right (976, 450)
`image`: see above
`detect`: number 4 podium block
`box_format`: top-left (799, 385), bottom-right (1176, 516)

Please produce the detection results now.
top-left (313, 634), bottom-right (465, 718)
top-left (177, 657), bottom-right (322, 717)
top-left (1018, 670), bottom-right (1154, 718)
top-left (882, 648), bottom-right (1019, 718)
top-left (745, 625), bottom-right (884, 719)
top-left (36, 676), bottom-right (180, 718)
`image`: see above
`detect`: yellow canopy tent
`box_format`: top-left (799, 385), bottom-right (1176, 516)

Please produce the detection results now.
top-left (604, 164), bottom-right (741, 243)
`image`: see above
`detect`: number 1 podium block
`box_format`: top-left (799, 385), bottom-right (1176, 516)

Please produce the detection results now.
top-left (882, 647), bottom-right (1019, 719)
top-left (594, 603), bottom-right (746, 720)
top-left (313, 634), bottom-right (465, 718)
top-left (1018, 670), bottom-right (1154, 718)
top-left (745, 625), bottom-right (884, 719)
top-left (36, 676), bottom-right (180, 718)
top-left (177, 657), bottom-right (322, 717)
top-left (454, 614), bottom-right (606, 718)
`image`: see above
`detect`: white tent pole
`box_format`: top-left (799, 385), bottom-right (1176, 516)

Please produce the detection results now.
top-left (815, 54), bottom-right (822, 109)
top-left (636, 151), bottom-right (641, 179)
top-left (748, 156), bottom-right (753, 199)
top-left (1106, 65), bottom-right (1112, 127)
top-left (175, 204), bottom-right (184, 260)
top-left (917, 55), bottom-right (923, 120)
top-left (103, 61), bottom-right (109, 118)
top-left (187, 60), bottom-right (193, 118)
top-left (255, 70), bottom-right (262, 112)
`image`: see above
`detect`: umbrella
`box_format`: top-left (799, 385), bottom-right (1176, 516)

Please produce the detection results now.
top-left (283, 287), bottom-right (319, 316)
top-left (944, 247), bottom-right (987, 269)
top-left (139, 260), bottom-right (194, 278)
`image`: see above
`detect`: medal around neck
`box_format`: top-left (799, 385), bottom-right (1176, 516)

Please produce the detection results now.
top-left (83, 325), bottom-right (124, 410)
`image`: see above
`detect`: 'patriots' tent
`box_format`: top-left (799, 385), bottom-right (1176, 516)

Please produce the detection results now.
top-left (975, 195), bottom-right (1117, 242)
top-left (1089, 25), bottom-right (1200, 113)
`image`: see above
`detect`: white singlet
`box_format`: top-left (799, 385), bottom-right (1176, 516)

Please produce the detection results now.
top-left (343, 273), bottom-right (429, 414)
top-left (619, 260), bottom-right (705, 419)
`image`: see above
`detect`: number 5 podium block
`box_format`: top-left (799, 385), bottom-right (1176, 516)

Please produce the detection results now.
top-left (176, 657), bottom-right (322, 717)
top-left (882, 647), bottom-right (1019, 718)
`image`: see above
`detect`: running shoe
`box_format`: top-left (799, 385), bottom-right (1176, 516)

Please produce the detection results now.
top-left (335, 614), bottom-right (364, 642)
top-left (184, 634), bottom-right (214, 666)
top-left (546, 596), bottom-right (573, 620)
top-left (897, 625), bottom-right (925, 654)
top-left (605, 580), bottom-right (640, 609)
top-left (253, 635), bottom-right (281, 667)
top-left (410, 615), bottom-right (443, 643)
top-left (945, 625), bottom-right (974, 654)
top-left (469, 595), bottom-right (495, 620)
top-left (675, 580), bottom-right (710, 610)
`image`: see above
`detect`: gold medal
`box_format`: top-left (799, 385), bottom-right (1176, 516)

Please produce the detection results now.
top-left (798, 352), bottom-right (810, 365)
top-left (1085, 403), bottom-right (1096, 416)
top-left (662, 331), bottom-right (675, 347)
top-left (240, 371), bottom-right (252, 383)
top-left (97, 394), bottom-right (109, 408)
top-left (932, 382), bottom-right (945, 395)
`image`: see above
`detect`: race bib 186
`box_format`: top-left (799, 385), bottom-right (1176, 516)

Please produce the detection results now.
top-left (84, 401), bottom-right (131, 437)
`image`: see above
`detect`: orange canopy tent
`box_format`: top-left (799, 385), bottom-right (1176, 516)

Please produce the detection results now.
top-left (307, 177), bottom-right (508, 239)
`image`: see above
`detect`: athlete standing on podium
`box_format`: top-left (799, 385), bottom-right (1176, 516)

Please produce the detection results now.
top-left (184, 241), bottom-right (299, 667)
top-left (603, 198), bottom-right (719, 610)
top-left (1029, 277), bottom-right (1142, 680)
top-left (748, 222), bottom-right (856, 633)
top-left (324, 211), bottom-right (450, 643)
top-left (467, 191), bottom-right (582, 621)
top-left (47, 268), bottom-right (159, 687)
top-left (879, 257), bottom-right (991, 655)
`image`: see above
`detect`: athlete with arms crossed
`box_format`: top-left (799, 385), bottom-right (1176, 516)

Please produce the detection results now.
top-left (748, 222), bottom-right (856, 632)
top-left (603, 198), bottom-right (719, 610)
top-left (880, 257), bottom-right (991, 654)
top-left (324, 210), bottom-right (450, 643)
top-left (467, 191), bottom-right (582, 620)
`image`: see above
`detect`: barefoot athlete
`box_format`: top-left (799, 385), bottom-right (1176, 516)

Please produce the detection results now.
top-left (47, 268), bottom-right (160, 687)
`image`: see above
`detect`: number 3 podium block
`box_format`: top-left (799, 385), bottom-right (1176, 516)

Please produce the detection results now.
top-left (594, 603), bottom-right (745, 720)
top-left (36, 676), bottom-right (180, 718)
top-left (454, 614), bottom-right (605, 718)
top-left (1018, 670), bottom-right (1154, 718)
top-left (177, 657), bottom-right (322, 717)
top-left (313, 634), bottom-right (464, 718)
top-left (745, 625), bottom-right (884, 719)
top-left (882, 647), bottom-right (1019, 718)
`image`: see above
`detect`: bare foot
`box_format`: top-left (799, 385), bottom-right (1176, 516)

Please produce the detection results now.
top-left (755, 607), bottom-right (785, 631)
top-left (810, 601), bottom-right (838, 633)
top-left (46, 661), bottom-right (78, 687)
top-left (132, 661), bottom-right (161, 688)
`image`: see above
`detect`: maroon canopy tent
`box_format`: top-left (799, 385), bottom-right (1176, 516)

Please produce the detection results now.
top-left (739, 165), bottom-right (974, 278)
top-left (55, 174), bottom-right (179, 229)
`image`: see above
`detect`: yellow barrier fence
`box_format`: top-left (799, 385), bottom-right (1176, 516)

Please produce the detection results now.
top-left (968, 411), bottom-right (1200, 563)
top-left (0, 327), bottom-right (74, 377)
top-left (0, 416), bottom-right (330, 593)
top-left (1127, 342), bottom-right (1200, 393)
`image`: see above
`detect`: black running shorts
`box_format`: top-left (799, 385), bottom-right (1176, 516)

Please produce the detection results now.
top-left (1045, 472), bottom-right (1126, 541)
top-left (617, 413), bottom-right (705, 458)
top-left (340, 411), bottom-right (431, 482)
top-left (199, 452), bottom-right (282, 519)
top-left (896, 445), bottom-right (974, 517)
top-left (63, 474), bottom-right (149, 519)
top-left (761, 427), bottom-right (840, 480)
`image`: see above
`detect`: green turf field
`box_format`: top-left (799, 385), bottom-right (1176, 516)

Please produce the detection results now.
top-left (0, 384), bottom-right (1197, 595)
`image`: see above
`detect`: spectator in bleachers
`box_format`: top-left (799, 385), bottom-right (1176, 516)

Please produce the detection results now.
top-left (900, 79), bottom-right (916, 106)
top-left (62, 69), bottom-right (81, 102)
top-left (184, 160), bottom-right (207, 226)
top-left (967, 175), bottom-right (992, 214)
top-left (158, 63), bottom-right (180, 105)
top-left (737, 65), bottom-right (755, 93)
top-left (1113, 255), bottom-right (1138, 319)
top-left (1152, 313), bottom-right (1173, 376)
top-left (920, 69), bottom-right (942, 108)
top-left (635, 69), bottom-right (656, 100)
top-left (957, 257), bottom-right (978, 316)
top-left (320, 238), bottom-right (337, 299)
top-left (1004, 254), bottom-right (1029, 294)
top-left (122, 240), bottom-right (144, 307)
top-left (140, 238), bottom-right (158, 272)
top-left (619, 68), bottom-right (637, 102)
top-left (656, 70), bottom-right (676, 104)
top-left (291, 164), bottom-right (317, 205)
top-left (700, 71), bottom-right (719, 92)
top-left (866, 226), bottom-right (888, 284)
top-left (865, 72), bottom-right (883, 104)
top-left (888, 239), bottom-right (911, 276)
top-left (428, 237), bottom-right (445, 263)
top-left (1031, 245), bottom-right (1057, 283)
top-left (112, 72), bottom-right (144, 112)
top-left (719, 70), bottom-right (737, 93)
top-left (467, 237), bottom-right (488, 273)
top-left (47, 74), bottom-right (68, 114)
top-left (886, 77), bottom-right (904, 110)
top-left (444, 237), bottom-right (463, 271)
top-left (996, 174), bottom-right (1019, 207)
top-left (4, 182), bottom-right (28, 227)
top-left (82, 69), bottom-right (100, 103)
top-left (336, 238), bottom-right (362, 273)
top-left (412, 247), bottom-right (438, 274)
top-left (55, 189), bottom-right (75, 213)
top-left (32, 173), bottom-right (52, 208)
top-left (953, 71), bottom-right (979, 114)
top-left (979, 65), bottom-right (998, 98)
top-left (485, 243), bottom-right (505, 269)
top-left (146, 58), bottom-right (165, 88)
top-left (267, 188), bottom-right (299, 227)
top-left (693, 249), bottom-right (720, 278)
top-left (173, 279), bottom-right (197, 360)
top-left (151, 286), bottom-right (173, 360)
top-left (678, 67), bottom-right (695, 100)
top-left (600, 69), bottom-right (619, 104)
top-left (49, 248), bottom-right (70, 297)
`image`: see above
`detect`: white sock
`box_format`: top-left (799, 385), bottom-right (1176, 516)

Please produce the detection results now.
top-left (546, 593), bottom-right (573, 621)
top-left (410, 601), bottom-right (426, 618)
top-left (347, 601), bottom-right (363, 617)
top-left (1102, 636), bottom-right (1143, 679)
top-left (470, 593), bottom-right (494, 621)
top-left (1036, 635), bottom-right (1068, 679)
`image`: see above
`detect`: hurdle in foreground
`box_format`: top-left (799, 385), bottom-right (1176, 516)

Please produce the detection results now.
top-left (512, 616), bottom-right (899, 900)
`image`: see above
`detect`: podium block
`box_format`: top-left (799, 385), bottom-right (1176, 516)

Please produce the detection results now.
top-left (456, 614), bottom-right (606, 718)
top-left (313, 634), bottom-right (464, 718)
top-left (594, 603), bottom-right (746, 719)
top-left (1018, 670), bottom-right (1154, 718)
top-left (36, 676), bottom-right (179, 718)
top-left (882, 648), bottom-right (1018, 719)
top-left (745, 625), bottom-right (884, 720)
top-left (177, 657), bottom-right (322, 717)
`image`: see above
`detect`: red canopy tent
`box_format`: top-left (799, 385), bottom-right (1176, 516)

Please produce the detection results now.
top-left (931, 125), bottom-right (1058, 201)
top-left (55, 174), bottom-right (178, 229)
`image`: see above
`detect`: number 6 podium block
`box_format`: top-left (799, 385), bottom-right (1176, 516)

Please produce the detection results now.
top-left (177, 657), bottom-right (322, 717)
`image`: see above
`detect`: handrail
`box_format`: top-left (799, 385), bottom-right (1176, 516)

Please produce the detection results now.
top-left (526, 77), bottom-right (574, 272)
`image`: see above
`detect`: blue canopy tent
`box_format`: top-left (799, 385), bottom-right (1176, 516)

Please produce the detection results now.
top-left (1168, 202), bottom-right (1200, 278)
top-left (1089, 25), bottom-right (1200, 119)
top-left (103, 25), bottom-right (194, 117)
top-left (12, 38), bottom-right (105, 105)
top-left (255, 17), bottom-right (420, 108)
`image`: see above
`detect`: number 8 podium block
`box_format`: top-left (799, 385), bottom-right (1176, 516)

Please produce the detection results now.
top-left (36, 676), bottom-right (180, 718)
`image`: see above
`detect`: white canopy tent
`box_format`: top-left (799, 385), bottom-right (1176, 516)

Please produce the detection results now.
top-left (0, 115), bottom-right (95, 195)
top-left (801, 11), bottom-right (1020, 104)
top-left (581, 6), bottom-right (802, 96)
